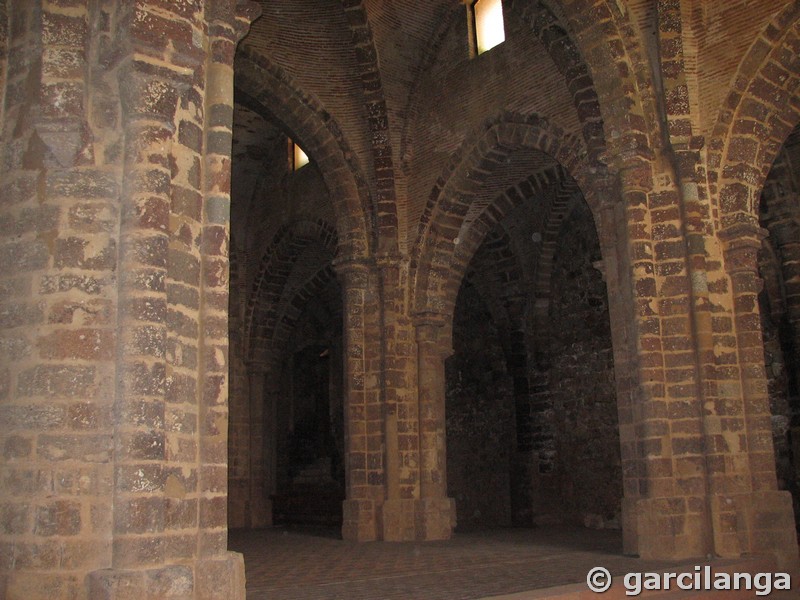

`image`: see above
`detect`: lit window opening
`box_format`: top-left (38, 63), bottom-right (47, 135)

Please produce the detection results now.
top-left (289, 139), bottom-right (309, 170)
top-left (470, 0), bottom-right (505, 56)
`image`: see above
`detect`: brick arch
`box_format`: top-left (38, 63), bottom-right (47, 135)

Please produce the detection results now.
top-left (710, 4), bottom-right (800, 235)
top-left (411, 112), bottom-right (592, 318)
top-left (506, 0), bottom-right (606, 166)
top-left (469, 178), bottom-right (586, 466)
top-left (528, 186), bottom-right (600, 463)
top-left (528, 178), bottom-right (582, 354)
top-left (235, 46), bottom-right (371, 259)
top-left (268, 265), bottom-right (341, 367)
top-left (398, 1), bottom-right (652, 172)
top-left (538, 0), bottom-right (660, 168)
top-left (462, 225), bottom-right (525, 338)
top-left (339, 1), bottom-right (399, 253)
top-left (246, 219), bottom-right (338, 363)
top-left (453, 174), bottom-right (583, 358)
top-left (460, 224), bottom-right (533, 448)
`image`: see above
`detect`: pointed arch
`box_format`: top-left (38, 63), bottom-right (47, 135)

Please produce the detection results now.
top-left (538, 0), bottom-right (662, 167)
top-left (235, 47), bottom-right (371, 259)
top-left (710, 3), bottom-right (800, 235)
top-left (507, 0), bottom-right (606, 165)
top-left (411, 111), bottom-right (594, 318)
top-left (246, 220), bottom-right (338, 363)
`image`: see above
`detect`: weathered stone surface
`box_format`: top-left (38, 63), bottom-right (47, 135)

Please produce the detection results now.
top-left (3, 1), bottom-right (800, 598)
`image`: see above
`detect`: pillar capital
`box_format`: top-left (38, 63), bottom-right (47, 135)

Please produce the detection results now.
top-left (412, 310), bottom-right (447, 329)
top-left (331, 255), bottom-right (373, 281)
top-left (413, 311), bottom-right (450, 350)
top-left (719, 224), bottom-right (768, 275)
top-left (204, 0), bottom-right (262, 43)
top-left (234, 1), bottom-right (262, 41)
top-left (718, 222), bottom-right (767, 244)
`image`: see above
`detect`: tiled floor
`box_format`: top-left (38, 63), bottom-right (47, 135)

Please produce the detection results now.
top-left (228, 525), bottom-right (684, 599)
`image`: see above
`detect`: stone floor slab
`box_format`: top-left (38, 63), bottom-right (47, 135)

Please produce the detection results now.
top-left (229, 526), bottom-right (675, 599)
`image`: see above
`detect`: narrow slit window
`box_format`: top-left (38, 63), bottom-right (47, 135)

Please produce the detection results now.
top-left (471, 0), bottom-right (505, 55)
top-left (290, 139), bottom-right (309, 170)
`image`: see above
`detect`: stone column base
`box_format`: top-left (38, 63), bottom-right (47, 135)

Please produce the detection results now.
top-left (623, 496), bottom-right (710, 561)
top-left (86, 552), bottom-right (245, 600)
top-left (382, 498), bottom-right (417, 541)
top-left (624, 491), bottom-right (799, 572)
top-left (196, 553), bottom-right (246, 600)
top-left (342, 499), bottom-right (379, 541)
top-left (6, 572), bottom-right (83, 600)
top-left (415, 497), bottom-right (456, 541)
top-left (381, 497), bottom-right (456, 541)
top-left (724, 490), bottom-right (799, 572)
top-left (621, 497), bottom-right (640, 556)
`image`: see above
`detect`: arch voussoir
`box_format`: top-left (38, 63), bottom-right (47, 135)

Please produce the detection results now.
top-left (235, 47), bottom-right (371, 259)
top-left (412, 112), bottom-right (594, 319)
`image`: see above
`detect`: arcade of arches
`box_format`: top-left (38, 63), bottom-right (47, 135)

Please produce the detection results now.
top-left (3, 1), bottom-right (800, 598)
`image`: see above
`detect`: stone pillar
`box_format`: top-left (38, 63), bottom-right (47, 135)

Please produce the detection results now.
top-left (719, 224), bottom-right (799, 571)
top-left (193, 5), bottom-right (260, 595)
top-left (0, 3), bottom-right (117, 597)
top-left (83, 1), bottom-right (260, 598)
top-left (613, 161), bottom-right (712, 561)
top-left (334, 258), bottom-right (382, 541)
top-left (108, 55), bottom-right (175, 580)
top-left (413, 312), bottom-right (456, 540)
top-left (597, 198), bottom-right (648, 556)
top-left (376, 256), bottom-right (421, 541)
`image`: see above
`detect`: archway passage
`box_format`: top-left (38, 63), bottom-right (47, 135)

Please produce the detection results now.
top-left (758, 123), bottom-right (800, 532)
top-left (446, 276), bottom-right (517, 527)
top-left (531, 198), bottom-right (621, 530)
top-left (227, 89), bottom-right (346, 531)
top-left (272, 286), bottom-right (345, 527)
top-left (8, 1), bottom-right (800, 598)
top-left (443, 173), bottom-right (622, 532)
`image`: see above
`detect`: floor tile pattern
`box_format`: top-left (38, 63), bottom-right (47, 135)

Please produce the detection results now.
top-left (229, 526), bottom-right (680, 599)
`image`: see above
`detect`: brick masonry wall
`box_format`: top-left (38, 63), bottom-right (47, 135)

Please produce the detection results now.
top-left (0, 0), bottom-right (259, 598)
top-left (235, 0), bottom-right (800, 569)
top-left (446, 281), bottom-right (515, 528)
top-left (225, 0), bottom-right (800, 556)
top-left (404, 9), bottom-right (582, 252)
top-left (227, 1), bottom-right (800, 560)
top-left (243, 1), bottom-right (376, 201)
top-left (535, 199), bottom-right (621, 527)
top-left (758, 130), bottom-right (800, 529)
top-left (4, 0), bottom-right (800, 588)
top-left (758, 287), bottom-right (796, 510)
top-left (438, 189), bottom-right (619, 530)
top-left (227, 94), bottom-right (343, 529)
